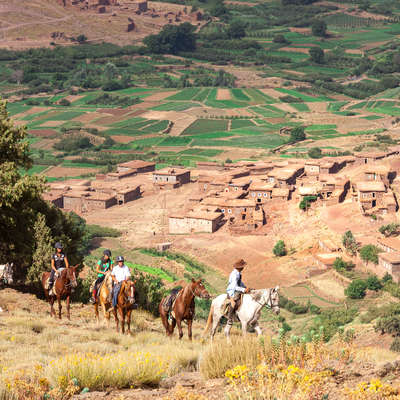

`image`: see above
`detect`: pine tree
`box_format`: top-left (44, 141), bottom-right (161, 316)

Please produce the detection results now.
top-left (27, 213), bottom-right (54, 284)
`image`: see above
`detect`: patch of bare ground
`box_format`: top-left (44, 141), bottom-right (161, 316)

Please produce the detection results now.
top-left (59, 94), bottom-right (84, 103)
top-left (72, 112), bottom-right (109, 124)
top-left (192, 107), bottom-right (253, 118)
top-left (39, 119), bottom-right (66, 127)
top-left (258, 88), bottom-right (283, 99)
top-left (30, 138), bottom-right (58, 150)
top-left (216, 88), bottom-right (232, 100)
top-left (307, 102), bottom-right (328, 112)
top-left (279, 46), bottom-right (312, 54)
top-left (290, 27), bottom-right (311, 34)
top-left (110, 135), bottom-right (135, 144)
top-left (362, 40), bottom-right (391, 51)
top-left (12, 105), bottom-right (49, 119)
top-left (145, 91), bottom-right (178, 101)
top-left (28, 129), bottom-right (58, 137)
top-left (310, 271), bottom-right (346, 300)
top-left (142, 110), bottom-right (197, 136)
top-left (45, 165), bottom-right (100, 178)
top-left (273, 103), bottom-right (300, 113)
top-left (283, 69), bottom-right (306, 76)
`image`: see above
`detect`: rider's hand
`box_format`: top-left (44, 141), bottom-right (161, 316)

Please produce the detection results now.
top-left (245, 288), bottom-right (251, 294)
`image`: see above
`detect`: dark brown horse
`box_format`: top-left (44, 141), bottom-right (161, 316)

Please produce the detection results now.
top-left (113, 280), bottom-right (137, 334)
top-left (159, 279), bottom-right (210, 340)
top-left (41, 266), bottom-right (78, 320)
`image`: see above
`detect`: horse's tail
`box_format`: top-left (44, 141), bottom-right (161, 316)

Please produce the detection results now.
top-left (203, 304), bottom-right (214, 336)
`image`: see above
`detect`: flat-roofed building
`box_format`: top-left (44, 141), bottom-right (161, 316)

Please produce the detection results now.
top-left (377, 237), bottom-right (400, 253)
top-left (354, 181), bottom-right (386, 210)
top-left (378, 252), bottom-right (400, 282)
top-left (169, 211), bottom-right (224, 234)
top-left (153, 168), bottom-right (190, 188)
top-left (249, 181), bottom-right (275, 203)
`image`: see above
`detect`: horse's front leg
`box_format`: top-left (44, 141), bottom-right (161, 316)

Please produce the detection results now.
top-left (187, 318), bottom-right (193, 341)
top-left (49, 296), bottom-right (56, 318)
top-left (126, 310), bottom-right (132, 335)
top-left (253, 322), bottom-right (262, 336)
top-left (113, 308), bottom-right (119, 333)
top-left (241, 320), bottom-right (248, 336)
top-left (176, 318), bottom-right (184, 339)
top-left (66, 295), bottom-right (71, 320)
top-left (120, 308), bottom-right (125, 334)
top-left (224, 321), bottom-right (233, 342)
top-left (57, 296), bottom-right (62, 319)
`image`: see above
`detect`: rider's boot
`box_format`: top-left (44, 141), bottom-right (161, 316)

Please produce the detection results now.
top-left (89, 289), bottom-right (96, 304)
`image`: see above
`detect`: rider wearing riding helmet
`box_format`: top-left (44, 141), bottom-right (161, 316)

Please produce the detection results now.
top-left (90, 249), bottom-right (113, 304)
top-left (49, 242), bottom-right (69, 290)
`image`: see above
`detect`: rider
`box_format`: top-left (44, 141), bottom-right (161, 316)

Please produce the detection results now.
top-left (49, 242), bottom-right (69, 291)
top-left (226, 259), bottom-right (250, 325)
top-left (111, 256), bottom-right (131, 307)
top-left (90, 249), bottom-right (113, 304)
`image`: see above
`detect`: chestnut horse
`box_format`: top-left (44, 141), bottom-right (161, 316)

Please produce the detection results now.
top-left (113, 280), bottom-right (137, 334)
top-left (159, 279), bottom-right (210, 340)
top-left (41, 266), bottom-right (78, 320)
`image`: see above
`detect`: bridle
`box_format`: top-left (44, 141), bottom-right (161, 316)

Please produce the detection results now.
top-left (187, 282), bottom-right (209, 299)
top-left (254, 289), bottom-right (279, 310)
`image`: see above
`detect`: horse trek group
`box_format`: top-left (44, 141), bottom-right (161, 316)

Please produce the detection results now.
top-left (3, 243), bottom-right (280, 340)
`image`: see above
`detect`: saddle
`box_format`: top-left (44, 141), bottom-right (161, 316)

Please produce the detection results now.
top-left (221, 293), bottom-right (244, 317)
top-left (45, 268), bottom-right (65, 296)
top-left (162, 288), bottom-right (182, 319)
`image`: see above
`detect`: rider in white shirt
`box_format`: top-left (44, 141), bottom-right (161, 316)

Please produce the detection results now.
top-left (111, 256), bottom-right (131, 307)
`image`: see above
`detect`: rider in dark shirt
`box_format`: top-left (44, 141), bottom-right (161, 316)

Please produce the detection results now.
top-left (49, 242), bottom-right (69, 290)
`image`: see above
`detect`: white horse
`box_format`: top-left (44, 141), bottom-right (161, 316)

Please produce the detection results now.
top-left (204, 287), bottom-right (280, 340)
top-left (0, 263), bottom-right (14, 286)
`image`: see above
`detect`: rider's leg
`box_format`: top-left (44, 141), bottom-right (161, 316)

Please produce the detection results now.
top-left (48, 270), bottom-right (56, 289)
top-left (227, 292), bottom-right (240, 325)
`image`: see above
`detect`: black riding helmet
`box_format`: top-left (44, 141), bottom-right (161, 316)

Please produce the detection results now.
top-left (103, 249), bottom-right (112, 257)
top-left (116, 255), bottom-right (124, 263)
top-left (54, 242), bottom-right (63, 249)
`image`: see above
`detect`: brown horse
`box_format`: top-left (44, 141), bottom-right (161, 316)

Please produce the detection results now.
top-left (159, 279), bottom-right (210, 340)
top-left (41, 266), bottom-right (78, 320)
top-left (113, 280), bottom-right (137, 334)
top-left (94, 272), bottom-right (114, 327)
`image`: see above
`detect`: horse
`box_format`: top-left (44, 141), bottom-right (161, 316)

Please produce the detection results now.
top-left (41, 266), bottom-right (78, 320)
top-left (0, 263), bottom-right (14, 286)
top-left (203, 287), bottom-right (280, 340)
top-left (159, 279), bottom-right (210, 340)
top-left (113, 280), bottom-right (137, 334)
top-left (94, 272), bottom-right (114, 327)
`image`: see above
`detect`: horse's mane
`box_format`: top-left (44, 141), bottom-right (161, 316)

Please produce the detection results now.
top-left (250, 289), bottom-right (270, 302)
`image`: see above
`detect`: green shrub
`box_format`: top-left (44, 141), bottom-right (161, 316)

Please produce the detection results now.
top-left (282, 321), bottom-right (292, 333)
top-left (390, 337), bottom-right (400, 352)
top-left (59, 98), bottom-right (71, 106)
top-left (366, 275), bottom-right (383, 291)
top-left (333, 257), bottom-right (354, 272)
top-left (342, 230), bottom-right (358, 256)
top-left (383, 281), bottom-right (400, 298)
top-left (379, 223), bottom-right (400, 237)
top-left (86, 224), bottom-right (122, 239)
top-left (308, 147), bottom-right (322, 159)
top-left (345, 279), bottom-right (367, 299)
top-left (273, 240), bottom-right (287, 257)
top-left (375, 315), bottom-right (400, 336)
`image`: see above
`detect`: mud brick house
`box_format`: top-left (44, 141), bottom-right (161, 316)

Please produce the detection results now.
top-left (304, 160), bottom-right (321, 176)
top-left (226, 177), bottom-right (252, 193)
top-left (271, 188), bottom-right (290, 201)
top-left (63, 192), bottom-right (117, 212)
top-left (169, 211), bottom-right (224, 234)
top-left (116, 186), bottom-right (141, 205)
top-left (353, 181), bottom-right (386, 210)
top-left (364, 165), bottom-right (396, 186)
top-left (248, 163), bottom-right (274, 176)
top-left (42, 190), bottom-right (64, 208)
top-left (198, 174), bottom-right (231, 193)
top-left (304, 159), bottom-right (343, 177)
top-left (267, 166), bottom-right (304, 189)
top-left (153, 168), bottom-right (190, 188)
top-left (314, 253), bottom-right (351, 269)
top-left (118, 160), bottom-right (155, 174)
top-left (131, 0), bottom-right (148, 12)
top-left (377, 237), bottom-right (400, 253)
top-left (378, 252), bottom-right (400, 282)
top-left (354, 151), bottom-right (387, 165)
top-left (249, 181), bottom-right (275, 203)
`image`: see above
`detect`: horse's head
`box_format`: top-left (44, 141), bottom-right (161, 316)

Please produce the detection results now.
top-left (263, 286), bottom-right (280, 315)
top-left (123, 280), bottom-right (136, 305)
top-left (192, 278), bottom-right (210, 299)
top-left (1, 263), bottom-right (14, 285)
top-left (66, 266), bottom-right (78, 289)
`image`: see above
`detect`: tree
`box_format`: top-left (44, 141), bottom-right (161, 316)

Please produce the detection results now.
top-left (76, 34), bottom-right (87, 44)
top-left (311, 20), bottom-right (327, 37)
top-left (333, 257), bottom-right (354, 271)
top-left (308, 147), bottom-right (323, 159)
top-left (143, 23), bottom-right (196, 54)
top-left (26, 214), bottom-right (54, 285)
top-left (290, 126), bottom-right (306, 142)
top-left (226, 20), bottom-right (246, 39)
top-left (345, 279), bottom-right (367, 299)
top-left (360, 245), bottom-right (381, 265)
top-left (273, 240), bottom-right (287, 257)
top-left (299, 195), bottom-right (317, 211)
top-left (366, 275), bottom-right (383, 291)
top-left (309, 46), bottom-right (324, 64)
top-left (0, 99), bottom-right (45, 274)
top-left (104, 62), bottom-right (118, 81)
top-left (342, 230), bottom-right (358, 256)
top-left (273, 34), bottom-right (288, 44)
